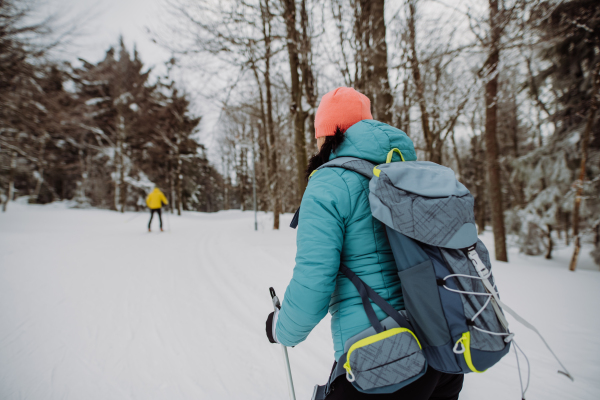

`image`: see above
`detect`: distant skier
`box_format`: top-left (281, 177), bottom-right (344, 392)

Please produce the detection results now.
top-left (146, 187), bottom-right (168, 232)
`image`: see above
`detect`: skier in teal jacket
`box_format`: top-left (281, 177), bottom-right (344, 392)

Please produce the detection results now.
top-left (265, 87), bottom-right (463, 399)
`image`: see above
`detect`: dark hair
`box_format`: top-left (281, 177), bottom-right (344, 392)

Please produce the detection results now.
top-left (305, 127), bottom-right (346, 180)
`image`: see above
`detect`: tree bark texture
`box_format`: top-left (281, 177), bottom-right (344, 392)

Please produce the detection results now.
top-left (176, 155), bottom-right (183, 216)
top-left (120, 147), bottom-right (127, 213)
top-left (299, 0), bottom-right (318, 155)
top-left (368, 0), bottom-right (393, 124)
top-left (114, 136), bottom-right (122, 211)
top-left (250, 62), bottom-right (271, 210)
top-left (282, 0), bottom-right (308, 203)
top-left (31, 133), bottom-right (48, 203)
top-left (353, 0), bottom-right (393, 124)
top-left (569, 61), bottom-right (600, 271)
top-left (545, 224), bottom-right (553, 260)
top-left (407, 1), bottom-right (434, 161)
top-left (451, 131), bottom-right (462, 181)
top-left (484, 0), bottom-right (508, 262)
top-left (471, 136), bottom-right (486, 235)
top-left (114, 114), bottom-right (126, 212)
top-left (2, 151), bottom-right (17, 212)
top-left (261, 0), bottom-right (280, 229)
top-left (170, 153), bottom-right (176, 213)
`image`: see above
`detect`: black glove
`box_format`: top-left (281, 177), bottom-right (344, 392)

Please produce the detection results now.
top-left (266, 311), bottom-right (277, 343)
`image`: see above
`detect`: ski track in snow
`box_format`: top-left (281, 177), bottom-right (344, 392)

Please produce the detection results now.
top-left (0, 202), bottom-right (599, 400)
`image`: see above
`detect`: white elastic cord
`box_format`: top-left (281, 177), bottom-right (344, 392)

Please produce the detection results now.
top-left (471, 325), bottom-right (511, 337)
top-left (444, 248), bottom-right (574, 382)
top-left (494, 299), bottom-right (574, 381)
top-left (471, 296), bottom-right (492, 322)
top-left (513, 340), bottom-right (530, 399)
top-left (346, 369), bottom-right (355, 382)
top-left (445, 272), bottom-right (493, 280)
top-left (443, 273), bottom-right (502, 333)
top-left (514, 341), bottom-right (525, 399)
top-left (466, 249), bottom-right (510, 330)
top-left (442, 286), bottom-right (493, 297)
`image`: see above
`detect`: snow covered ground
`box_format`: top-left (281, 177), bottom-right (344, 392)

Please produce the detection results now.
top-left (1, 202), bottom-right (599, 400)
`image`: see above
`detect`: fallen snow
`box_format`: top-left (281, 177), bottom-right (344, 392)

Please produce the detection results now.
top-left (0, 202), bottom-right (599, 400)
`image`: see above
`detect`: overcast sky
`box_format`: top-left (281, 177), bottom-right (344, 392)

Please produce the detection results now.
top-left (50, 0), bottom-right (172, 73)
top-left (44, 0), bottom-right (224, 151)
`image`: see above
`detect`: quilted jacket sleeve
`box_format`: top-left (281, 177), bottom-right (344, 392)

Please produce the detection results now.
top-left (275, 168), bottom-right (351, 347)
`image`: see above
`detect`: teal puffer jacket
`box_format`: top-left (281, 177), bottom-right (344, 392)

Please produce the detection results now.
top-left (276, 120), bottom-right (417, 360)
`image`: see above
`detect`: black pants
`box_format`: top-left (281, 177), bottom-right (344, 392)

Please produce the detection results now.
top-left (325, 366), bottom-right (463, 400)
top-left (148, 208), bottom-right (163, 229)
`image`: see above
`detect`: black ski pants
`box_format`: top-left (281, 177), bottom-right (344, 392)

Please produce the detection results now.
top-left (148, 208), bottom-right (163, 229)
top-left (325, 366), bottom-right (463, 400)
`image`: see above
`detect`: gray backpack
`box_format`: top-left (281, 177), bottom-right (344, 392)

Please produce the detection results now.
top-left (298, 150), bottom-right (572, 399)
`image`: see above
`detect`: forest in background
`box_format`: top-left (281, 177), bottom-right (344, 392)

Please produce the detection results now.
top-left (1, 0), bottom-right (599, 269)
top-left (0, 1), bottom-right (223, 215)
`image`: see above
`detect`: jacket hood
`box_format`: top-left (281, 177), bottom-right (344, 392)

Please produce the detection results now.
top-left (329, 120), bottom-right (417, 164)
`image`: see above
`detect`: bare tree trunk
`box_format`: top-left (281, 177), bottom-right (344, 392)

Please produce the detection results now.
top-left (472, 136), bottom-right (486, 235)
top-left (369, 0), bottom-right (393, 124)
top-left (282, 0), bottom-right (307, 203)
top-left (250, 62), bottom-right (271, 210)
top-left (174, 134), bottom-right (183, 215)
top-left (565, 212), bottom-right (570, 246)
top-left (261, 0), bottom-right (280, 230)
top-left (353, 0), bottom-right (369, 94)
top-left (176, 156), bottom-right (182, 216)
top-left (352, 0), bottom-right (392, 123)
top-left (569, 61), bottom-right (600, 272)
top-left (114, 114), bottom-right (126, 212)
top-left (299, 0), bottom-right (318, 156)
top-left (451, 131), bottom-right (462, 180)
top-left (545, 224), bottom-right (553, 259)
top-left (31, 133), bottom-right (48, 203)
top-left (120, 147), bottom-right (128, 213)
top-left (484, 0), bottom-right (507, 261)
top-left (170, 152), bottom-right (176, 214)
top-left (536, 108), bottom-right (543, 147)
top-left (407, 1), bottom-right (434, 161)
top-left (114, 138), bottom-right (122, 211)
top-left (76, 144), bottom-right (89, 203)
top-left (2, 151), bottom-right (17, 212)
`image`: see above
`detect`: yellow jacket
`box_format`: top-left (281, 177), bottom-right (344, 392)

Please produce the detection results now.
top-left (146, 188), bottom-right (168, 209)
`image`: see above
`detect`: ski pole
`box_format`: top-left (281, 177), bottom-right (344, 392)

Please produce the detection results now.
top-left (269, 287), bottom-right (296, 400)
top-left (124, 212), bottom-right (143, 223)
top-left (165, 207), bottom-right (171, 232)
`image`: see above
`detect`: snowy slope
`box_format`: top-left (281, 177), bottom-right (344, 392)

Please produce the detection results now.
top-left (0, 203), bottom-right (598, 400)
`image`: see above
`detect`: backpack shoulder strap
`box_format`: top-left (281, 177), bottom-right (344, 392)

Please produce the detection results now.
top-left (316, 156), bottom-right (375, 179)
top-left (291, 157), bottom-right (375, 229)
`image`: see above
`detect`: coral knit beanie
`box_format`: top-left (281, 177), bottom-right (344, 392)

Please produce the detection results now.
top-left (314, 87), bottom-right (373, 138)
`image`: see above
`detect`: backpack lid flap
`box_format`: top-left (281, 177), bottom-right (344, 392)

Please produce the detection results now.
top-left (375, 161), bottom-right (469, 198)
top-left (369, 163), bottom-right (478, 249)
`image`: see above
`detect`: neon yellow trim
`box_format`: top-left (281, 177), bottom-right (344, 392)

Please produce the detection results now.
top-left (343, 328), bottom-right (421, 374)
top-left (373, 166), bottom-right (381, 177)
top-left (309, 170), bottom-right (317, 179)
top-left (457, 332), bottom-right (486, 373)
top-left (386, 148), bottom-right (406, 163)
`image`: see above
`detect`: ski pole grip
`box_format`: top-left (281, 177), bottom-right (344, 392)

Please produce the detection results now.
top-left (270, 287), bottom-right (281, 310)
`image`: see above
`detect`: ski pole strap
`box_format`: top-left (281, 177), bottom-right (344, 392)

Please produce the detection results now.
top-left (339, 264), bottom-right (411, 333)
